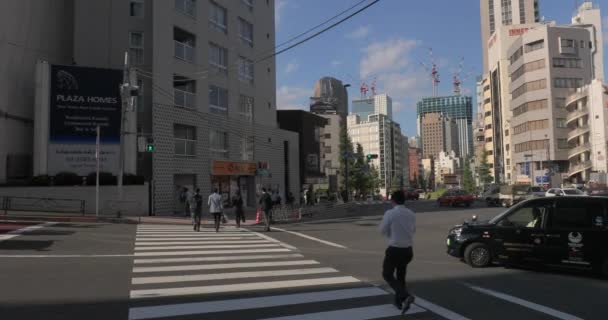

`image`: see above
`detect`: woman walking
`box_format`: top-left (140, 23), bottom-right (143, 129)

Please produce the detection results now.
top-left (208, 188), bottom-right (223, 232)
top-left (233, 191), bottom-right (245, 228)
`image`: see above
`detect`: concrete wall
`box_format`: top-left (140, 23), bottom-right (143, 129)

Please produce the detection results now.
top-left (0, 184), bottom-right (149, 216)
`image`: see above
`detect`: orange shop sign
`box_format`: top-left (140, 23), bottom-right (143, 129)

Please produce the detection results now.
top-left (212, 161), bottom-right (257, 176)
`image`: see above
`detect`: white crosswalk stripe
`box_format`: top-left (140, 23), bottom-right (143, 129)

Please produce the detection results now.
top-left (127, 224), bottom-right (428, 320)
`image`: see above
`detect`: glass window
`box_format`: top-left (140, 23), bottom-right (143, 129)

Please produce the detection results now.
top-left (209, 43), bottom-right (228, 72)
top-left (209, 1), bottom-right (227, 33)
top-left (524, 40), bottom-right (544, 53)
top-left (561, 38), bottom-right (574, 48)
top-left (238, 95), bottom-right (254, 123)
top-left (558, 139), bottom-right (569, 149)
top-left (238, 56), bottom-right (254, 83)
top-left (501, 0), bottom-right (513, 25)
top-left (242, 0), bottom-right (254, 10)
top-left (240, 136), bottom-right (254, 161)
top-left (496, 202), bottom-right (549, 228)
top-left (239, 18), bottom-right (254, 46)
top-left (549, 199), bottom-right (605, 229)
top-left (209, 85), bottom-right (228, 116)
top-left (174, 124), bottom-right (196, 156)
top-left (210, 129), bottom-right (229, 159)
top-left (129, 32), bottom-right (144, 65)
top-left (556, 118), bottom-right (567, 128)
top-left (554, 78), bottom-right (583, 89)
top-left (130, 0), bottom-right (144, 17)
top-left (175, 0), bottom-right (196, 17)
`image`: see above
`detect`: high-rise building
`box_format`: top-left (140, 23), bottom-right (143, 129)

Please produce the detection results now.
top-left (480, 0), bottom-right (540, 73)
top-left (310, 77), bottom-right (349, 117)
top-left (416, 95), bottom-right (473, 158)
top-left (352, 94), bottom-right (393, 120)
top-left (420, 112), bottom-right (458, 160)
top-left (4, 0), bottom-right (301, 214)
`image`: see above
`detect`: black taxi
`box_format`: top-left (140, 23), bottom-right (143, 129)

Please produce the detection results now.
top-left (446, 196), bottom-right (608, 276)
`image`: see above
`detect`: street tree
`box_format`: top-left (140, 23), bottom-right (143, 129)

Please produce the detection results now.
top-left (339, 124), bottom-right (356, 195)
top-left (463, 157), bottom-right (476, 193)
top-left (477, 150), bottom-right (494, 186)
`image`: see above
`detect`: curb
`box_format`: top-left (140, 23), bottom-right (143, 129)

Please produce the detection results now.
top-left (0, 214), bottom-right (137, 224)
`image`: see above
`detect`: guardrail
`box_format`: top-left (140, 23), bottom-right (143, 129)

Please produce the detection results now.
top-left (1, 196), bottom-right (85, 215)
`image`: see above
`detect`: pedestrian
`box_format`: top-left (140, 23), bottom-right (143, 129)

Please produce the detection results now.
top-left (286, 191), bottom-right (294, 208)
top-left (208, 188), bottom-right (223, 232)
top-left (271, 190), bottom-right (279, 207)
top-left (379, 190), bottom-right (416, 314)
top-left (258, 188), bottom-right (273, 232)
top-left (193, 188), bottom-right (203, 231)
top-left (186, 188), bottom-right (196, 220)
top-left (233, 191), bottom-right (245, 228)
top-left (179, 187), bottom-right (189, 217)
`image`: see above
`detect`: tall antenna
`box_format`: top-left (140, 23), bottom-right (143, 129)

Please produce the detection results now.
top-left (371, 78), bottom-right (377, 96)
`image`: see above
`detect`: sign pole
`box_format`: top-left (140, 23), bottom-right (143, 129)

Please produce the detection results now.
top-left (96, 125), bottom-right (101, 218)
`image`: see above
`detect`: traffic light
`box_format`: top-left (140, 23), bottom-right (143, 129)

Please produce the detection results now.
top-left (366, 154), bottom-right (378, 160)
top-left (146, 144), bottom-right (154, 152)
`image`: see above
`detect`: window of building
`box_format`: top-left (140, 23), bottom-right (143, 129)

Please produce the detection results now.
top-left (509, 47), bottom-right (523, 65)
top-left (129, 32), bottom-right (144, 65)
top-left (513, 119), bottom-right (548, 135)
top-left (524, 39), bottom-right (544, 53)
top-left (240, 136), bottom-right (254, 160)
top-left (210, 129), bottom-right (229, 159)
top-left (238, 95), bottom-right (254, 123)
top-left (174, 124), bottom-right (196, 156)
top-left (513, 100), bottom-right (548, 116)
top-left (175, 0), bottom-right (196, 17)
top-left (558, 139), bottom-right (569, 149)
top-left (324, 146), bottom-right (332, 154)
top-left (324, 160), bottom-right (332, 170)
top-left (514, 139), bottom-right (549, 153)
top-left (553, 58), bottom-right (582, 69)
top-left (238, 56), bottom-right (254, 83)
top-left (209, 1), bottom-right (227, 33)
top-left (174, 28), bottom-right (195, 62)
top-left (501, 0), bottom-right (513, 25)
top-left (242, 0), bottom-right (254, 10)
top-left (209, 85), bottom-right (228, 115)
top-left (486, 137), bottom-right (493, 142)
top-left (209, 43), bottom-right (228, 73)
top-left (512, 79), bottom-right (547, 99)
top-left (511, 59), bottom-right (545, 81)
top-left (554, 78), bottom-right (583, 89)
top-left (489, 0), bottom-right (496, 34)
top-left (238, 18), bottom-right (253, 46)
top-left (505, 129), bottom-right (509, 136)
top-left (130, 0), bottom-right (144, 17)
top-left (324, 133), bottom-right (331, 139)
top-left (561, 38), bottom-right (575, 48)
top-left (554, 97), bottom-right (566, 109)
top-left (519, 0), bottom-right (526, 23)
top-left (556, 118), bottom-right (567, 128)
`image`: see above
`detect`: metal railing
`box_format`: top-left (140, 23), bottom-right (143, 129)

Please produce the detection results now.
top-left (174, 89), bottom-right (196, 109)
top-left (567, 143), bottom-right (591, 159)
top-left (1, 196), bottom-right (85, 215)
top-left (567, 125), bottom-right (590, 142)
top-left (174, 41), bottom-right (195, 63)
top-left (566, 107), bottom-right (588, 124)
top-left (568, 161), bottom-right (593, 176)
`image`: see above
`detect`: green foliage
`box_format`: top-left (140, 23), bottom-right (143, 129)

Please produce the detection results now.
top-left (477, 150), bottom-right (494, 185)
top-left (463, 157), bottom-right (476, 193)
top-left (339, 124), bottom-right (356, 192)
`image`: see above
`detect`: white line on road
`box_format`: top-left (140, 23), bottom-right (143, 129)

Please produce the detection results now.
top-left (133, 248), bottom-right (291, 257)
top-left (132, 267), bottom-right (337, 285)
top-left (132, 260), bottom-right (320, 273)
top-left (0, 222), bottom-right (57, 242)
top-left (130, 276), bottom-right (361, 299)
top-left (136, 233), bottom-right (257, 237)
top-left (135, 237), bottom-right (256, 241)
top-left (133, 254), bottom-right (304, 264)
top-left (468, 285), bottom-right (584, 320)
top-left (0, 254), bottom-right (134, 258)
top-left (135, 243), bottom-right (280, 251)
top-left (128, 287), bottom-right (388, 319)
top-left (135, 240), bottom-right (271, 246)
top-left (270, 227), bottom-right (347, 249)
top-left (258, 304), bottom-right (425, 320)
top-left (414, 296), bottom-right (472, 320)
top-left (241, 228), bottom-right (298, 250)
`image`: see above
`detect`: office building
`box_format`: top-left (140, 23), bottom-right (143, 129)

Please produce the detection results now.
top-left (480, 0), bottom-right (540, 73)
top-left (416, 95), bottom-right (473, 158)
top-left (310, 77), bottom-right (349, 116)
top-left (408, 147), bottom-right (422, 185)
top-left (352, 94), bottom-right (393, 120)
top-left (420, 112), bottom-right (458, 160)
top-left (4, 0), bottom-right (301, 214)
top-left (436, 150), bottom-right (461, 185)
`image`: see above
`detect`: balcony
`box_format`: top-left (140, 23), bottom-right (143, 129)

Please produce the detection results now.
top-left (567, 125), bottom-right (590, 142)
top-left (566, 107), bottom-right (588, 125)
top-left (174, 89), bottom-right (196, 109)
top-left (174, 41), bottom-right (195, 62)
top-left (568, 160), bottom-right (592, 177)
top-left (567, 143), bottom-right (591, 159)
top-left (565, 87), bottom-right (588, 107)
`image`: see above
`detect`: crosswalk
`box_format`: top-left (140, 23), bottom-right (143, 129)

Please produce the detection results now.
top-left (127, 224), bottom-right (428, 320)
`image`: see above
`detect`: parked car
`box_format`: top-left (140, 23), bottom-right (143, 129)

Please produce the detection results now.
top-left (530, 186), bottom-right (546, 197)
top-left (499, 185), bottom-right (536, 208)
top-left (482, 185), bottom-right (501, 207)
top-left (404, 188), bottom-right (420, 200)
top-left (545, 188), bottom-right (586, 197)
top-left (446, 196), bottom-right (608, 277)
top-left (588, 188), bottom-right (608, 197)
top-left (438, 190), bottom-right (475, 207)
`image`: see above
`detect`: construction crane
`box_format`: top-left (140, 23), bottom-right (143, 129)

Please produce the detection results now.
top-left (453, 57), bottom-right (474, 96)
top-left (420, 48), bottom-right (440, 97)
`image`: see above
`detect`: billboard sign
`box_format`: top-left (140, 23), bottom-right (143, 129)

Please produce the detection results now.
top-left (47, 65), bottom-right (123, 176)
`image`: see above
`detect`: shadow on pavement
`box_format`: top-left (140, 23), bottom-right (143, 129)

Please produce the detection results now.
top-left (0, 240), bottom-right (54, 251)
top-left (51, 223), bottom-right (102, 229)
top-left (19, 230), bottom-right (75, 236)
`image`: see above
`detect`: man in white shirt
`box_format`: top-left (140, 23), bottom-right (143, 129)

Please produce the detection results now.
top-left (379, 190), bottom-right (416, 313)
top-left (208, 189), bottom-right (223, 232)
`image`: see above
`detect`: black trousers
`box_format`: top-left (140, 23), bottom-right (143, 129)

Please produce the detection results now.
top-left (382, 246), bottom-right (413, 301)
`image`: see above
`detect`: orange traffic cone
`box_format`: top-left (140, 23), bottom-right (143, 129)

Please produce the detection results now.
top-left (255, 209), bottom-right (261, 224)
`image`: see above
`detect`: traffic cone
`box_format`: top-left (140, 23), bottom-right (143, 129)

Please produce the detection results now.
top-left (255, 209), bottom-right (261, 224)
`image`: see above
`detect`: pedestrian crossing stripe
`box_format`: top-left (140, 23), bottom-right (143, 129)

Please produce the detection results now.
top-left (135, 240), bottom-right (271, 246)
top-left (133, 254), bottom-right (305, 265)
top-left (135, 237), bottom-right (256, 241)
top-left (133, 248), bottom-right (292, 257)
top-left (134, 243), bottom-right (281, 251)
top-left (132, 260), bottom-right (320, 273)
top-left (258, 304), bottom-right (425, 320)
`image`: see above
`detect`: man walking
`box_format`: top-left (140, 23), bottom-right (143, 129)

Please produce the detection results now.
top-left (208, 188), bottom-right (223, 232)
top-left (379, 190), bottom-right (416, 313)
top-left (258, 188), bottom-right (273, 232)
top-left (192, 189), bottom-right (203, 231)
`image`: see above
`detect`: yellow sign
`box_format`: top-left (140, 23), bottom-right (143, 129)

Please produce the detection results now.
top-left (212, 161), bottom-right (256, 176)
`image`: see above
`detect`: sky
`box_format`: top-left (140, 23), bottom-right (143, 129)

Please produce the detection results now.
top-left (274, 0), bottom-right (608, 138)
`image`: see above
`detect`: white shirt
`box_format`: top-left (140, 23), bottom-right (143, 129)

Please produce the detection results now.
top-left (208, 193), bottom-right (223, 213)
top-left (379, 205), bottom-right (416, 248)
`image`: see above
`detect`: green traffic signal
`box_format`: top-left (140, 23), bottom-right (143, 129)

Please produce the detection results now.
top-left (366, 154), bottom-right (378, 160)
top-left (146, 144), bottom-right (154, 152)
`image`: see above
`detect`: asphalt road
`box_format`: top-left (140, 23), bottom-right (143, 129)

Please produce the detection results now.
top-left (0, 200), bottom-right (606, 319)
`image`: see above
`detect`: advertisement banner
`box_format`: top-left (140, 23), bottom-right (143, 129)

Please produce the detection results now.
top-left (47, 65), bottom-right (123, 176)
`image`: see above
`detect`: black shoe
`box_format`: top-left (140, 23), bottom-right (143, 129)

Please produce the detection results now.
top-left (402, 295), bottom-right (415, 314)
top-left (393, 296), bottom-right (402, 310)
top-left (193, 225), bottom-right (196, 231)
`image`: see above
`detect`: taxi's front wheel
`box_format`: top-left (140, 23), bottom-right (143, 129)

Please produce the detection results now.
top-left (464, 243), bottom-right (492, 268)
top-left (597, 258), bottom-right (608, 278)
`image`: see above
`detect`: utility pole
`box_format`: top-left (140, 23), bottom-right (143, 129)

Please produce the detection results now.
top-left (118, 51), bottom-right (139, 200)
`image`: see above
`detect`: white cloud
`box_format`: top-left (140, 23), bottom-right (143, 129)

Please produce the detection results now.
top-left (331, 60), bottom-right (343, 68)
top-left (347, 25), bottom-right (371, 39)
top-left (276, 85), bottom-right (310, 110)
top-left (360, 38), bottom-right (419, 78)
top-left (285, 61), bottom-right (299, 74)
top-left (275, 0), bottom-right (288, 26)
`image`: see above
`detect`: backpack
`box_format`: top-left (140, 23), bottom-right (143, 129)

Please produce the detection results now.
top-left (264, 193), bottom-right (273, 210)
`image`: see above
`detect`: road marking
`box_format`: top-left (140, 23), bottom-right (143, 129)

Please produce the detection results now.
top-left (132, 267), bottom-right (337, 285)
top-left (258, 304), bottom-right (425, 320)
top-left (244, 228), bottom-right (298, 250)
top-left (135, 240), bottom-right (271, 246)
top-left (270, 227), bottom-right (347, 249)
top-left (133, 260), bottom-right (320, 273)
top-left (133, 254), bottom-right (304, 264)
top-left (0, 254), bottom-right (134, 258)
top-left (128, 287), bottom-right (388, 319)
top-left (414, 296), bottom-right (472, 320)
top-left (468, 285), bottom-right (583, 320)
top-left (130, 276), bottom-right (361, 299)
top-left (136, 233), bottom-right (257, 237)
top-left (134, 248), bottom-right (291, 257)
top-left (135, 237), bottom-right (256, 241)
top-left (0, 222), bottom-right (57, 242)
top-left (135, 244), bottom-right (280, 251)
